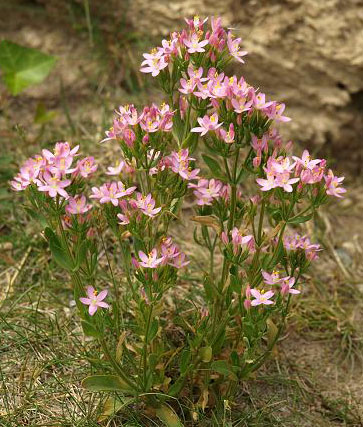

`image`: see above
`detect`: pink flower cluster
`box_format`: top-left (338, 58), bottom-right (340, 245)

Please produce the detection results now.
top-left (221, 227), bottom-right (254, 255)
top-left (138, 237), bottom-right (189, 269)
top-left (256, 150), bottom-right (346, 197)
top-left (139, 16), bottom-right (247, 78)
top-left (283, 233), bottom-right (321, 261)
top-left (262, 270), bottom-right (300, 295)
top-left (90, 181), bottom-right (136, 206)
top-left (185, 68), bottom-right (289, 124)
top-left (10, 142), bottom-right (97, 201)
top-left (101, 103), bottom-right (174, 144)
top-left (116, 193), bottom-right (162, 225)
top-left (189, 178), bottom-right (230, 206)
top-left (167, 149), bottom-right (200, 181)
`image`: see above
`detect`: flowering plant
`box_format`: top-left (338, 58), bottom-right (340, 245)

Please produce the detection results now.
top-left (11, 16), bottom-right (345, 423)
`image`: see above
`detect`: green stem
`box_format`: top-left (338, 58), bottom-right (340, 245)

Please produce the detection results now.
top-left (143, 305), bottom-right (153, 390)
top-left (99, 338), bottom-right (137, 390)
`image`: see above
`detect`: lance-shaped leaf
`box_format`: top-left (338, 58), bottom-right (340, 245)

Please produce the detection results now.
top-left (82, 375), bottom-right (134, 394)
top-left (155, 404), bottom-right (183, 427)
top-left (0, 40), bottom-right (56, 95)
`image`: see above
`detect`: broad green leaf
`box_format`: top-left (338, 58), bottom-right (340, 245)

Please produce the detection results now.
top-left (0, 40), bottom-right (56, 95)
top-left (201, 154), bottom-right (225, 179)
top-left (49, 235), bottom-right (74, 271)
top-left (199, 346), bottom-right (212, 363)
top-left (155, 405), bottom-right (183, 427)
top-left (82, 375), bottom-right (134, 393)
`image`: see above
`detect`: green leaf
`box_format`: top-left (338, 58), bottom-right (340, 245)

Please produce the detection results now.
top-left (211, 360), bottom-right (238, 381)
top-left (49, 234), bottom-right (74, 271)
top-left (199, 346), bottom-right (212, 363)
top-left (288, 213), bottom-right (314, 224)
top-left (201, 154), bottom-right (224, 179)
top-left (82, 375), bottom-right (134, 394)
top-left (0, 40), bottom-right (56, 95)
top-left (180, 350), bottom-right (191, 375)
top-left (146, 319), bottom-right (159, 343)
top-left (155, 404), bottom-right (183, 427)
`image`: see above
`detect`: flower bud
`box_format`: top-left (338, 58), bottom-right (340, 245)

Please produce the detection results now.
top-left (200, 306), bottom-right (209, 318)
top-left (281, 283), bottom-right (289, 295)
top-left (245, 284), bottom-right (251, 298)
top-left (244, 299), bottom-right (251, 310)
top-left (253, 154), bottom-right (261, 168)
top-left (132, 256), bottom-right (140, 269)
top-left (123, 128), bottom-right (135, 147)
top-left (211, 98), bottom-right (219, 109)
top-left (142, 134), bottom-right (149, 145)
top-left (250, 195), bottom-right (261, 205)
top-left (285, 140), bottom-right (293, 151)
top-left (221, 231), bottom-right (229, 245)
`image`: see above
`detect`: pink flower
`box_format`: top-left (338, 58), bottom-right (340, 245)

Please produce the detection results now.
top-left (106, 160), bottom-right (125, 176)
top-left (256, 156), bottom-right (299, 193)
top-left (135, 193), bottom-right (162, 217)
top-left (219, 123), bottom-right (235, 143)
top-left (140, 49), bottom-right (168, 77)
top-left (179, 78), bottom-right (197, 95)
top-left (184, 33), bottom-right (209, 53)
top-left (227, 32), bottom-right (247, 63)
top-left (191, 113), bottom-right (223, 136)
top-left (253, 93), bottom-right (273, 110)
top-left (90, 182), bottom-right (136, 206)
top-left (293, 150), bottom-right (321, 171)
top-left (66, 195), bottom-right (92, 214)
top-left (161, 239), bottom-right (180, 260)
top-left (168, 252), bottom-right (190, 268)
top-left (280, 276), bottom-right (300, 295)
top-left (265, 102), bottom-right (291, 122)
top-left (262, 270), bottom-right (281, 285)
top-left (138, 249), bottom-right (164, 268)
top-left (250, 289), bottom-right (274, 306)
top-left (324, 169), bottom-right (346, 198)
top-left (76, 157), bottom-right (98, 178)
top-left (231, 96), bottom-right (253, 113)
top-left (80, 286), bottom-right (109, 316)
top-left (274, 172), bottom-right (300, 192)
top-left (185, 16), bottom-right (208, 31)
top-left (117, 213), bottom-right (130, 225)
top-left (256, 175), bottom-right (277, 192)
top-left (49, 156), bottom-right (75, 176)
top-left (168, 149), bottom-right (199, 181)
top-left (38, 172), bottom-right (71, 199)
top-left (231, 228), bottom-right (253, 255)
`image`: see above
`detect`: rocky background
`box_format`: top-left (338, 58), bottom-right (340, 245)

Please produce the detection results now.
top-left (6, 0), bottom-right (363, 172)
top-left (126, 0), bottom-right (363, 172)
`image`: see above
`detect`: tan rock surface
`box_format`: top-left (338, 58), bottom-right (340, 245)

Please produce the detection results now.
top-left (128, 0), bottom-right (363, 171)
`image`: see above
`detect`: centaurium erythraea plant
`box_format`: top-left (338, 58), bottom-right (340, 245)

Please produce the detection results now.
top-left (11, 15), bottom-right (346, 422)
